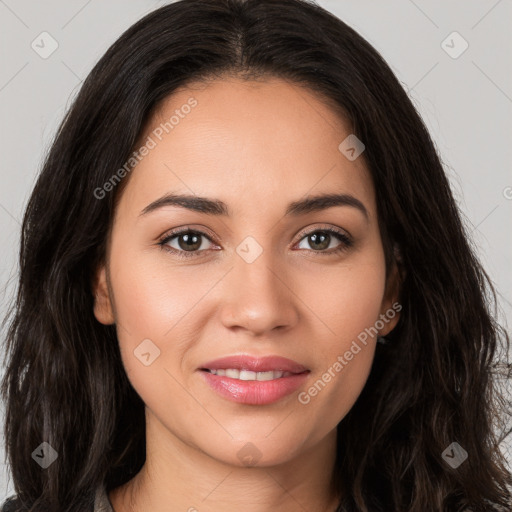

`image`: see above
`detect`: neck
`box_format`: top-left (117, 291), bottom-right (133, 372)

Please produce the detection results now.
top-left (109, 412), bottom-right (341, 512)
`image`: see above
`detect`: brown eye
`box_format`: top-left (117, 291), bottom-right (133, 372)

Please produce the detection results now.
top-left (295, 227), bottom-right (353, 255)
top-left (174, 232), bottom-right (203, 252)
top-left (304, 231), bottom-right (331, 251)
top-left (159, 229), bottom-right (215, 259)
top-left (158, 226), bottom-right (353, 260)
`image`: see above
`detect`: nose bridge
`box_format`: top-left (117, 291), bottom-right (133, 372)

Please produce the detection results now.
top-left (218, 235), bottom-right (298, 334)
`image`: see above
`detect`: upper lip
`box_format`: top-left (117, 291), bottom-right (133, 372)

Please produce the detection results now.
top-left (200, 355), bottom-right (309, 374)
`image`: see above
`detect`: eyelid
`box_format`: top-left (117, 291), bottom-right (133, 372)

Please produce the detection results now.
top-left (159, 223), bottom-right (352, 244)
top-left (293, 223), bottom-right (352, 243)
top-left (158, 223), bottom-right (353, 258)
top-left (158, 225), bottom-right (218, 244)
top-left (157, 226), bottom-right (220, 259)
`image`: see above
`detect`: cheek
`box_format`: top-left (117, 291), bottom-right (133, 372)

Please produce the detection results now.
top-left (108, 253), bottom-right (205, 427)
top-left (108, 244), bottom-right (207, 342)
top-left (295, 256), bottom-right (386, 344)
top-left (108, 230), bottom-right (386, 432)
top-left (106, 243), bottom-right (196, 383)
top-left (294, 255), bottom-right (385, 423)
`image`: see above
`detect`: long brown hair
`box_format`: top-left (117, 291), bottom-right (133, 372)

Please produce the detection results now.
top-left (2, 1), bottom-right (511, 510)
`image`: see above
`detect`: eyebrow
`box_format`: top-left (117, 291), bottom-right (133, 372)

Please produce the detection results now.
top-left (139, 192), bottom-right (369, 220)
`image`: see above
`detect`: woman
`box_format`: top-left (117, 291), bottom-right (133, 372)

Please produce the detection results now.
top-left (1, 0), bottom-right (511, 510)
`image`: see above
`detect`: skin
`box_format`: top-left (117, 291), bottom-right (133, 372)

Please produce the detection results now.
top-left (93, 76), bottom-right (401, 512)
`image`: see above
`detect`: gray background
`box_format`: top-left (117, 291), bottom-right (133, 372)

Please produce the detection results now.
top-left (1, 0), bottom-right (511, 499)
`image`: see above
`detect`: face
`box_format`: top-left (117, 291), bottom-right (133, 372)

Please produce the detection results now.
top-left (93, 76), bottom-right (400, 468)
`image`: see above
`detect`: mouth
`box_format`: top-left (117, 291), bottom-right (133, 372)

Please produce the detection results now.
top-left (200, 368), bottom-right (298, 380)
top-left (198, 354), bottom-right (310, 405)
top-left (199, 354), bottom-right (308, 374)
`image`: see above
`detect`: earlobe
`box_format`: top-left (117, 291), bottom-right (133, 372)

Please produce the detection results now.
top-left (92, 265), bottom-right (115, 325)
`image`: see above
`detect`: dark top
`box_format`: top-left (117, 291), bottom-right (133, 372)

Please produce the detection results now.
top-left (1, 485), bottom-right (114, 512)
top-left (3, 485), bottom-right (512, 511)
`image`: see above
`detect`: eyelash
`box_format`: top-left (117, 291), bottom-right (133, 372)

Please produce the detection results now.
top-left (157, 226), bottom-right (353, 260)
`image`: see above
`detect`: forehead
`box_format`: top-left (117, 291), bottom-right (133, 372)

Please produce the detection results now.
top-left (117, 77), bottom-right (376, 220)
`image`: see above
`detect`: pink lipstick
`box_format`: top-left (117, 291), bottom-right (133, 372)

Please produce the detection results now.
top-left (198, 354), bottom-right (310, 405)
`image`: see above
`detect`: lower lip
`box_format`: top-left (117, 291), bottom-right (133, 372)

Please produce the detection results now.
top-left (199, 370), bottom-right (309, 405)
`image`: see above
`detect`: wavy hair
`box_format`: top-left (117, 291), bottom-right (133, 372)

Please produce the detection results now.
top-left (2, 0), bottom-right (511, 510)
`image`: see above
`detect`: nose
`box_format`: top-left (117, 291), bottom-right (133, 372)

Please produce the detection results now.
top-left (217, 247), bottom-right (300, 337)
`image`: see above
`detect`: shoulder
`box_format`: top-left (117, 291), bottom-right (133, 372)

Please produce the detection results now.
top-left (94, 485), bottom-right (114, 512)
top-left (1, 490), bottom-right (105, 511)
top-left (1, 496), bottom-right (25, 512)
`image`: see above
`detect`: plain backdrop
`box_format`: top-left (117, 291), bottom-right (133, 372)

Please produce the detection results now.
top-left (0, 0), bottom-right (511, 500)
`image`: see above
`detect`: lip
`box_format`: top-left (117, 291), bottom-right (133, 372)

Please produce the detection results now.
top-left (199, 354), bottom-right (308, 373)
top-left (198, 354), bottom-right (310, 405)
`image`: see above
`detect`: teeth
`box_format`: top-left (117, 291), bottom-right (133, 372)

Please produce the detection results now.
top-left (255, 371), bottom-right (276, 381)
top-left (225, 369), bottom-right (239, 379)
top-left (239, 370), bottom-right (256, 380)
top-left (208, 369), bottom-right (291, 380)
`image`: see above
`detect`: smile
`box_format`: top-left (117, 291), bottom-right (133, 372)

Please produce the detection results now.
top-left (203, 369), bottom-right (294, 380)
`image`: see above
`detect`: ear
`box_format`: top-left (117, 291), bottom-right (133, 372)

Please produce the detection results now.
top-left (92, 264), bottom-right (115, 325)
top-left (378, 246), bottom-right (404, 337)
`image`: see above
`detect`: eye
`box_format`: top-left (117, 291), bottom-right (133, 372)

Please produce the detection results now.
top-left (295, 226), bottom-right (353, 255)
top-left (158, 225), bottom-right (353, 259)
top-left (158, 228), bottom-right (216, 259)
